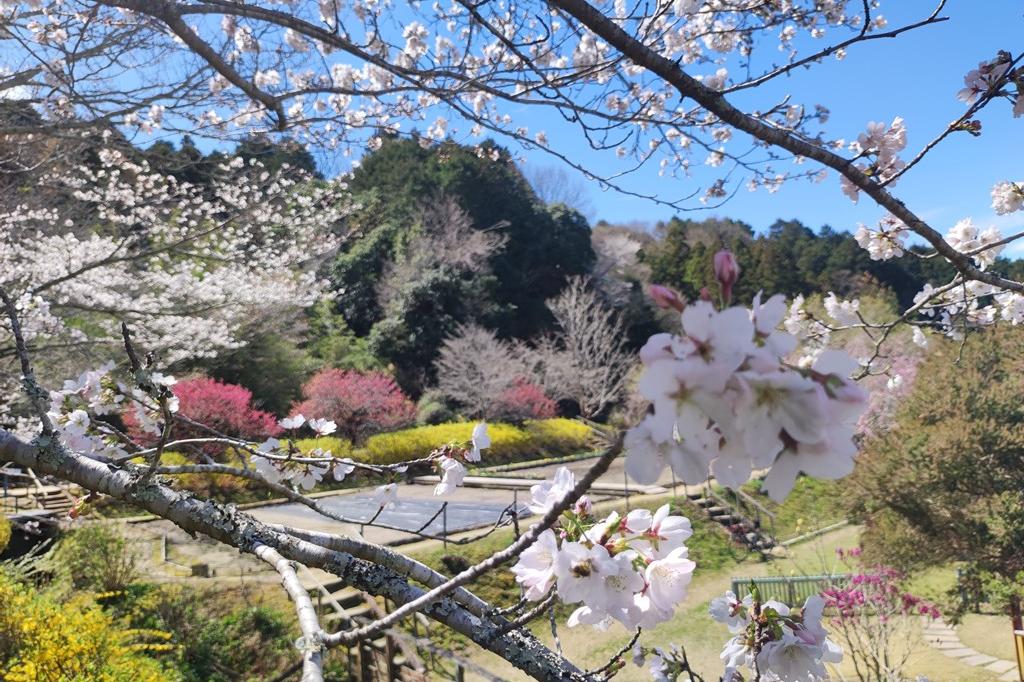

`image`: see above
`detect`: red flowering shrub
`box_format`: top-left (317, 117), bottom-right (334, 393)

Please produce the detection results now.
top-left (124, 376), bottom-right (281, 457)
top-left (491, 379), bottom-right (557, 423)
top-left (289, 369), bottom-right (416, 443)
top-left (819, 549), bottom-right (941, 681)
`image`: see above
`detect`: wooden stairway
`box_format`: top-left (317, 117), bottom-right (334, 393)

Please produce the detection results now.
top-left (686, 486), bottom-right (777, 555)
top-left (1, 467), bottom-right (76, 516)
top-left (311, 577), bottom-right (429, 681)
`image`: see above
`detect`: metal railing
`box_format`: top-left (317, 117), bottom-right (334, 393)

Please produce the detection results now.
top-left (730, 574), bottom-right (850, 606)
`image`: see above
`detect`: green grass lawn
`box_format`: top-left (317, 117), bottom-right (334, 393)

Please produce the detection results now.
top-left (958, 613), bottom-right (1019, 663)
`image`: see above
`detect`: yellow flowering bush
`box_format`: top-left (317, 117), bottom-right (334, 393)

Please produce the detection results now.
top-left (357, 419), bottom-right (591, 465)
top-left (290, 436), bottom-right (355, 459)
top-left (522, 419), bottom-right (592, 455)
top-left (0, 573), bottom-right (176, 682)
top-left (0, 515), bottom-right (11, 554)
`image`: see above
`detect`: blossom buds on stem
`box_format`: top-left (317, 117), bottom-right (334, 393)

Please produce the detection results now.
top-left (713, 249), bottom-right (740, 305)
top-left (648, 284), bottom-right (686, 312)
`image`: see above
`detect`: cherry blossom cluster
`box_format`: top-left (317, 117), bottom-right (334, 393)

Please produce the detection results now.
top-left (44, 363), bottom-right (175, 461)
top-left (0, 0), bottom-right (895, 205)
top-left (957, 53), bottom-right (1023, 117)
top-left (845, 210), bottom-right (1016, 338)
top-left (854, 215), bottom-right (908, 261)
top-left (2, 143), bottom-right (348, 357)
top-left (840, 117), bottom-right (907, 203)
top-left (511, 467), bottom-right (696, 630)
top-left (711, 589), bottom-right (843, 682)
top-left (626, 275), bottom-right (868, 500)
top-left (991, 180), bottom-right (1024, 215)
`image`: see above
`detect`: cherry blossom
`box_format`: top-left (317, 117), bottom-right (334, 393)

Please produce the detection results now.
top-left (716, 591), bottom-right (842, 682)
top-left (957, 56), bottom-right (1013, 104)
top-left (510, 529), bottom-right (560, 600)
top-left (308, 418), bottom-right (338, 437)
top-left (854, 215), bottom-right (908, 260)
top-left (280, 415), bottom-right (306, 430)
top-left (332, 458), bottom-right (356, 482)
top-left (626, 271), bottom-right (867, 500)
top-left (528, 466), bottom-right (576, 514)
top-left (433, 457), bottom-right (467, 496)
top-left (991, 181), bottom-right (1024, 215)
top-left (467, 421), bottom-right (491, 463)
top-left (944, 218), bottom-right (1004, 268)
top-left (370, 483), bottom-right (399, 509)
top-left (823, 292), bottom-right (861, 326)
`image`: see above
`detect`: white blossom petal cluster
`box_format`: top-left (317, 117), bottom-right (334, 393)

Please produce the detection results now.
top-left (513, 469), bottom-right (696, 630)
top-left (823, 292), bottom-right (860, 326)
top-left (625, 295), bottom-right (867, 500)
top-left (841, 117), bottom-right (907, 203)
top-left (713, 591), bottom-right (843, 682)
top-left (0, 147), bottom-right (351, 418)
top-left (957, 56), bottom-right (1012, 104)
top-left (0, 0), bottom-right (882, 207)
top-left (944, 218), bottom-right (1004, 269)
top-left (854, 215), bottom-right (908, 260)
top-left (42, 363), bottom-right (185, 460)
top-left (991, 181), bottom-right (1024, 215)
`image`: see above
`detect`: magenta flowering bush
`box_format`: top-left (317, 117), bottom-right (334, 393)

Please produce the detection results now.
top-left (289, 369), bottom-right (416, 443)
top-left (820, 549), bottom-right (941, 681)
top-left (492, 378), bottom-right (558, 422)
top-left (124, 376), bottom-right (281, 457)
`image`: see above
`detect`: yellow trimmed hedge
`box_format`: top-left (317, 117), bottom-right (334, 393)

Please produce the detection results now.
top-left (0, 573), bottom-right (174, 681)
top-left (290, 437), bottom-right (355, 459)
top-left (349, 418), bottom-right (592, 465)
top-left (0, 515), bottom-right (10, 555)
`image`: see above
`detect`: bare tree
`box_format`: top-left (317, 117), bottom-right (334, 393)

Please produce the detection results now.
top-left (539, 276), bottom-right (634, 418)
top-left (433, 323), bottom-right (525, 419)
top-left (378, 195), bottom-right (506, 309)
top-left (524, 164), bottom-right (594, 216)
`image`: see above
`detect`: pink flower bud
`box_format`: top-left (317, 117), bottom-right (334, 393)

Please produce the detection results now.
top-left (713, 250), bottom-right (740, 303)
top-left (648, 284), bottom-right (685, 312)
top-left (573, 495), bottom-right (593, 517)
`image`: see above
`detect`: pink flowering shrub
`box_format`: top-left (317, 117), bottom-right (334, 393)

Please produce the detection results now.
top-left (289, 369), bottom-right (416, 443)
top-left (492, 378), bottom-right (557, 423)
top-left (125, 376), bottom-right (281, 457)
top-left (820, 548), bottom-right (941, 681)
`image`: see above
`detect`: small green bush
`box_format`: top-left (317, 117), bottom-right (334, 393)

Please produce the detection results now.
top-left (49, 524), bottom-right (139, 594)
top-left (416, 390), bottom-right (455, 425)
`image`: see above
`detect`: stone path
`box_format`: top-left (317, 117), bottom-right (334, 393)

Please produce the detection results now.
top-left (922, 618), bottom-right (1020, 680)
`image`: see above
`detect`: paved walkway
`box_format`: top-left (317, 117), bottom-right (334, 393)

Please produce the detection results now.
top-left (922, 618), bottom-right (1019, 680)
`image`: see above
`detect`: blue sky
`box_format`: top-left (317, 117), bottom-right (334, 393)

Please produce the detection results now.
top-left (134, 1), bottom-right (1022, 252)
top-left (503, 1), bottom-right (1024, 250)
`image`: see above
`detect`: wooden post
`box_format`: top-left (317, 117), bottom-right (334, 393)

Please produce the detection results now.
top-left (1013, 629), bottom-right (1024, 682)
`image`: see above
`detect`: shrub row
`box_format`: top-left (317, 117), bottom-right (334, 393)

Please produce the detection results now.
top-left (295, 418), bottom-right (592, 466)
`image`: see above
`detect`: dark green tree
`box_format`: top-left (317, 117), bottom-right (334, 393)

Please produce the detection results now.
top-left (851, 326), bottom-right (1024, 629)
top-left (328, 137), bottom-right (595, 392)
